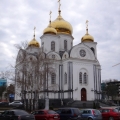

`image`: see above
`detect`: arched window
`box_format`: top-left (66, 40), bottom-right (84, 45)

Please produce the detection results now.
top-left (51, 41), bottom-right (55, 51)
top-left (84, 73), bottom-right (87, 84)
top-left (64, 73), bottom-right (67, 84)
top-left (64, 40), bottom-right (67, 50)
top-left (51, 73), bottom-right (56, 84)
top-left (79, 72), bottom-right (82, 83)
top-left (91, 47), bottom-right (95, 54)
top-left (52, 55), bottom-right (55, 59)
top-left (65, 55), bottom-right (66, 58)
top-left (42, 42), bottom-right (44, 51)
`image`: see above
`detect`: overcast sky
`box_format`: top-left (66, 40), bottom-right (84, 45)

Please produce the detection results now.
top-left (0, 0), bottom-right (120, 81)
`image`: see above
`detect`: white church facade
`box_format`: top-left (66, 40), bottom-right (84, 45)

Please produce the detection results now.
top-left (15, 2), bottom-right (101, 102)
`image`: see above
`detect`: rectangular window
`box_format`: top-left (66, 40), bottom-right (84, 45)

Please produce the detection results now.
top-left (51, 41), bottom-right (55, 51)
top-left (64, 73), bottom-right (67, 84)
top-left (51, 73), bottom-right (56, 84)
top-left (79, 72), bottom-right (82, 83)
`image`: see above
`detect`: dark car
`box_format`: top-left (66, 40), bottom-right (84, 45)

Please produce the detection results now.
top-left (80, 109), bottom-right (102, 120)
top-left (0, 109), bottom-right (35, 120)
top-left (31, 109), bottom-right (60, 120)
top-left (100, 107), bottom-right (120, 120)
top-left (55, 107), bottom-right (81, 120)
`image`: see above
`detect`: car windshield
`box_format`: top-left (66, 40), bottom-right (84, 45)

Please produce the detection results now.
top-left (73, 109), bottom-right (80, 115)
top-left (79, 109), bottom-right (84, 113)
top-left (0, 111), bottom-right (6, 115)
top-left (101, 109), bottom-right (110, 113)
top-left (60, 109), bottom-right (72, 114)
top-left (94, 110), bottom-right (101, 114)
top-left (48, 110), bottom-right (57, 114)
top-left (14, 110), bottom-right (29, 115)
top-left (82, 110), bottom-right (91, 114)
top-left (113, 108), bottom-right (119, 112)
top-left (32, 111), bottom-right (45, 115)
top-left (14, 101), bottom-right (21, 103)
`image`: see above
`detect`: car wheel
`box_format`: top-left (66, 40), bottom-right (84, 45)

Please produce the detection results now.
top-left (88, 118), bottom-right (93, 120)
top-left (109, 117), bottom-right (114, 120)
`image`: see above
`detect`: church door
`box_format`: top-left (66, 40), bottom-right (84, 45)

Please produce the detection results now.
top-left (81, 88), bottom-right (87, 101)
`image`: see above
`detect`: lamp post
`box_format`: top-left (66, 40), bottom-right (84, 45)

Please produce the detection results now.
top-left (45, 96), bottom-right (49, 110)
top-left (61, 90), bottom-right (64, 106)
top-left (91, 89), bottom-right (97, 108)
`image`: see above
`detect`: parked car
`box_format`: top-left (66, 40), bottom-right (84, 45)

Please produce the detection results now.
top-left (0, 101), bottom-right (9, 107)
top-left (9, 101), bottom-right (23, 107)
top-left (0, 109), bottom-right (35, 120)
top-left (55, 107), bottom-right (81, 120)
top-left (31, 109), bottom-right (60, 120)
top-left (100, 107), bottom-right (120, 120)
top-left (80, 109), bottom-right (102, 120)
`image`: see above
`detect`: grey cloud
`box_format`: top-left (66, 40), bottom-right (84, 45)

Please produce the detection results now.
top-left (0, 0), bottom-right (120, 81)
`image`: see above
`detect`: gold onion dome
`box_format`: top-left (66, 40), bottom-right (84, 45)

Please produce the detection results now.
top-left (43, 1), bottom-right (73, 35)
top-left (43, 11), bottom-right (57, 35)
top-left (51, 15), bottom-right (73, 35)
top-left (81, 20), bottom-right (94, 42)
top-left (50, 0), bottom-right (73, 35)
top-left (43, 20), bottom-right (57, 35)
top-left (43, 25), bottom-right (57, 35)
top-left (29, 38), bottom-right (40, 47)
top-left (81, 33), bottom-right (94, 42)
top-left (28, 27), bottom-right (40, 47)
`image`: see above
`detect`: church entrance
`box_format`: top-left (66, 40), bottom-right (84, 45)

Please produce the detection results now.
top-left (81, 88), bottom-right (87, 101)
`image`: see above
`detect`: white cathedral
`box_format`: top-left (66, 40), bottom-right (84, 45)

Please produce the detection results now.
top-left (15, 2), bottom-right (101, 102)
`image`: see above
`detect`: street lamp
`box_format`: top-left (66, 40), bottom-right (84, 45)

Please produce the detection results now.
top-left (61, 90), bottom-right (64, 106)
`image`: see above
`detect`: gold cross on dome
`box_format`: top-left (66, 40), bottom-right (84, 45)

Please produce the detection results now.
top-left (49, 11), bottom-right (52, 21)
top-left (34, 27), bottom-right (36, 33)
top-left (86, 20), bottom-right (89, 29)
top-left (58, 0), bottom-right (61, 10)
top-left (33, 27), bottom-right (36, 38)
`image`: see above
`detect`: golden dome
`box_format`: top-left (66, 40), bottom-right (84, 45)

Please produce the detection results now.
top-left (43, 25), bottom-right (57, 35)
top-left (28, 38), bottom-right (40, 47)
top-left (81, 33), bottom-right (94, 42)
top-left (51, 15), bottom-right (73, 35)
top-left (28, 27), bottom-right (40, 47)
top-left (81, 20), bottom-right (94, 42)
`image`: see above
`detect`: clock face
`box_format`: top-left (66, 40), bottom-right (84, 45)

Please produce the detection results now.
top-left (80, 49), bottom-right (86, 57)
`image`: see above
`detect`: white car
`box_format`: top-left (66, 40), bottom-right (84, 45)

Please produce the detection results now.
top-left (9, 101), bottom-right (23, 107)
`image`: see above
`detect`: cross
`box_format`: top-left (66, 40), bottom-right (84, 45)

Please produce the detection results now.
top-left (49, 11), bottom-right (52, 21)
top-left (58, 0), bottom-right (61, 10)
top-left (34, 27), bottom-right (36, 34)
top-left (33, 27), bottom-right (36, 37)
top-left (86, 20), bottom-right (89, 29)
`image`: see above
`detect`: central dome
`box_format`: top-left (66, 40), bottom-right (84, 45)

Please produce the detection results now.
top-left (51, 15), bottom-right (73, 35)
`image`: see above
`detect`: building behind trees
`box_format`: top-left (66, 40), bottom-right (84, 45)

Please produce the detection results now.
top-left (15, 1), bottom-right (101, 110)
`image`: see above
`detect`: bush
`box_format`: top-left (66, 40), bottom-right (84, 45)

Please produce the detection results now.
top-left (49, 106), bottom-right (53, 110)
top-left (93, 102), bottom-right (96, 109)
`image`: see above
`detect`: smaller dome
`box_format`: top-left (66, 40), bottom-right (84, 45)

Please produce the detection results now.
top-left (81, 33), bottom-right (94, 42)
top-left (28, 38), bottom-right (40, 47)
top-left (81, 20), bottom-right (94, 42)
top-left (43, 25), bottom-right (57, 35)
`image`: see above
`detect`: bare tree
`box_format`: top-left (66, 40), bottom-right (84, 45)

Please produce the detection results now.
top-left (0, 86), bottom-right (6, 100)
top-left (102, 79), bottom-right (119, 101)
top-left (14, 42), bottom-right (56, 111)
